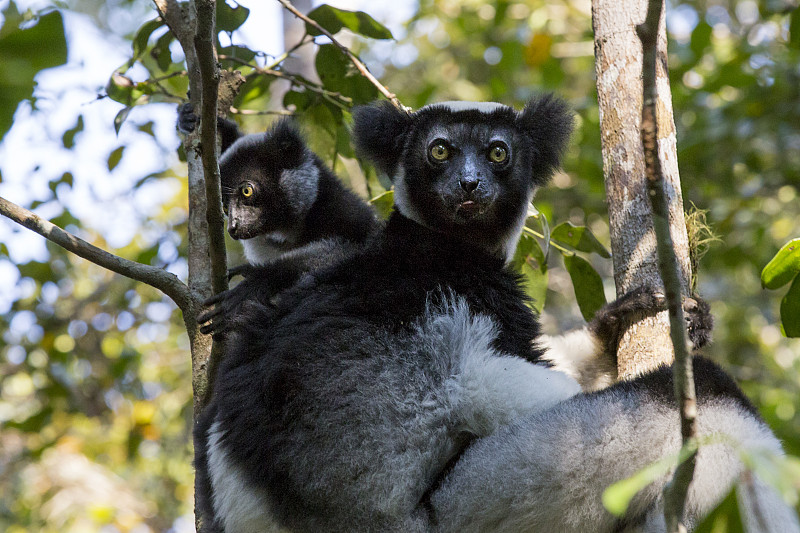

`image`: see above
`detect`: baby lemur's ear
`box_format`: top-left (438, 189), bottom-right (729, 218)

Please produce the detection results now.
top-left (266, 119), bottom-right (308, 169)
top-left (351, 102), bottom-right (412, 180)
top-left (515, 94), bottom-right (574, 181)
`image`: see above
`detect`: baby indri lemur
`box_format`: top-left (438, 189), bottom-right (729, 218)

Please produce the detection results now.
top-left (193, 96), bottom-right (797, 533)
top-left (177, 104), bottom-right (380, 334)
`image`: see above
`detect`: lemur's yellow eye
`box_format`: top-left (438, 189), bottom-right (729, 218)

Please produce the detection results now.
top-left (241, 185), bottom-right (254, 197)
top-left (430, 143), bottom-right (449, 161)
top-left (489, 145), bottom-right (507, 163)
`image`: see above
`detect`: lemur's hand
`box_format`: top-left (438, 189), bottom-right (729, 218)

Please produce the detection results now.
top-left (197, 262), bottom-right (305, 336)
top-left (177, 102), bottom-right (197, 134)
top-left (589, 287), bottom-right (713, 357)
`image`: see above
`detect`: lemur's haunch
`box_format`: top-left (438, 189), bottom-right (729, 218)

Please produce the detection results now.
top-left (178, 104), bottom-right (380, 335)
top-left (195, 97), bottom-right (798, 533)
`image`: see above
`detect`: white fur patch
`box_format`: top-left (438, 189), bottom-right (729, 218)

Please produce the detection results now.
top-left (279, 159), bottom-right (319, 215)
top-left (207, 420), bottom-right (287, 532)
top-left (241, 233), bottom-right (291, 265)
top-left (424, 296), bottom-right (581, 437)
top-left (391, 167), bottom-right (428, 228)
top-left (219, 133), bottom-right (264, 167)
top-left (427, 101), bottom-right (508, 114)
top-left (540, 326), bottom-right (617, 392)
top-left (498, 191), bottom-right (536, 263)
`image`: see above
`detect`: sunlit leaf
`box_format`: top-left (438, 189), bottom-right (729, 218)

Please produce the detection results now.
top-left (512, 233), bottom-right (548, 313)
top-left (563, 254), bottom-right (606, 321)
top-left (761, 238), bottom-right (800, 290)
top-left (306, 5), bottom-right (393, 40)
top-left (369, 190), bottom-right (394, 220)
top-left (551, 222), bottom-right (611, 258)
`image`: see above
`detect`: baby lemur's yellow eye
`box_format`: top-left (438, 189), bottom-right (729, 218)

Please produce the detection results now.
top-left (430, 143), bottom-right (449, 161)
top-left (241, 185), bottom-right (254, 197)
top-left (489, 144), bottom-right (507, 163)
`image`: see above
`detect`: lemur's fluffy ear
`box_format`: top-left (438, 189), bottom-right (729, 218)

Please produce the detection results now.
top-left (267, 119), bottom-right (307, 169)
top-left (516, 94), bottom-right (574, 180)
top-left (352, 102), bottom-right (412, 179)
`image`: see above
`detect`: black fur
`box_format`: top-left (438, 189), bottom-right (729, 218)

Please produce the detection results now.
top-left (177, 104), bottom-right (380, 334)
top-left (197, 96), bottom-right (573, 531)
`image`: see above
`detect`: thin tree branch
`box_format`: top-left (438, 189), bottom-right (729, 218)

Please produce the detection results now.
top-left (193, 0), bottom-right (228, 298)
top-left (0, 196), bottom-right (195, 314)
top-left (636, 1), bottom-right (697, 531)
top-left (276, 0), bottom-right (407, 112)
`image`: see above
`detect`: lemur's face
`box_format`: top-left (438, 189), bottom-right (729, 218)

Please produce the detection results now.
top-left (352, 97), bottom-right (573, 259)
top-left (221, 165), bottom-right (279, 241)
top-left (395, 106), bottom-right (539, 257)
top-left (220, 126), bottom-right (318, 241)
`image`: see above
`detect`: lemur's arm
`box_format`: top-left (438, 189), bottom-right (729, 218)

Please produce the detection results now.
top-left (197, 237), bottom-right (362, 336)
top-left (541, 289), bottom-right (713, 391)
top-left (176, 102), bottom-right (241, 154)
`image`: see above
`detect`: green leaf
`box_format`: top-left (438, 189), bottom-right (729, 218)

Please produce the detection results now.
top-left (781, 276), bottom-right (800, 337)
top-left (694, 488), bottom-right (744, 533)
top-left (551, 222), bottom-right (611, 258)
top-left (790, 7), bottom-right (800, 50)
top-left (107, 146), bottom-right (124, 171)
top-left (761, 238), bottom-right (800, 289)
top-left (306, 5), bottom-right (393, 40)
top-left (235, 75), bottom-right (273, 107)
top-left (369, 190), bottom-right (394, 220)
top-left (131, 18), bottom-right (165, 64)
top-left (563, 254), bottom-right (607, 321)
top-left (512, 233), bottom-right (548, 313)
top-left (114, 106), bottom-right (132, 134)
top-left (152, 30), bottom-right (175, 72)
top-left (690, 21), bottom-right (713, 59)
top-left (216, 1), bottom-right (250, 33)
top-left (61, 115), bottom-right (84, 149)
top-left (0, 7), bottom-right (67, 141)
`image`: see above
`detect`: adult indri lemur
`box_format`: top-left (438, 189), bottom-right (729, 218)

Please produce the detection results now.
top-left (178, 104), bottom-right (380, 334)
top-left (196, 97), bottom-right (799, 532)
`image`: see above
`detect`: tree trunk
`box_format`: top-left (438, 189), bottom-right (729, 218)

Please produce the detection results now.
top-left (591, 0), bottom-right (692, 379)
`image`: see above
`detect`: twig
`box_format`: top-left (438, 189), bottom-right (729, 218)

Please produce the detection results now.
top-left (219, 55), bottom-right (354, 107)
top-left (276, 0), bottom-right (407, 112)
top-left (636, 1), bottom-right (697, 531)
top-left (264, 34), bottom-right (313, 70)
top-left (0, 196), bottom-right (195, 315)
top-left (230, 107), bottom-right (294, 116)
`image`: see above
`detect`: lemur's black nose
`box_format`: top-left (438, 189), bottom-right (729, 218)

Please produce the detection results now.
top-left (228, 220), bottom-right (238, 236)
top-left (460, 177), bottom-right (479, 193)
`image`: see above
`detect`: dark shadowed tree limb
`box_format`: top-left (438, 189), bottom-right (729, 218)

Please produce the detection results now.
top-left (636, 0), bottom-right (697, 531)
top-left (276, 0), bottom-right (407, 112)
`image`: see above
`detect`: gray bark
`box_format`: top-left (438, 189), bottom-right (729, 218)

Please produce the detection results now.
top-left (591, 0), bottom-right (692, 378)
